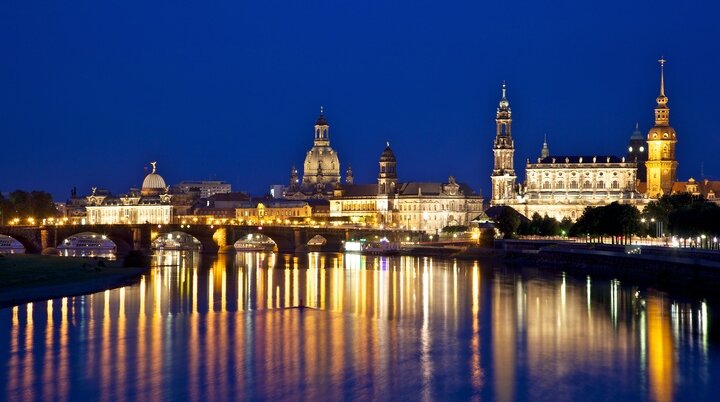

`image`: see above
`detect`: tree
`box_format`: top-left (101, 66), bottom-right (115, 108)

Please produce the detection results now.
top-left (0, 190), bottom-right (58, 224)
top-left (495, 206), bottom-right (521, 239)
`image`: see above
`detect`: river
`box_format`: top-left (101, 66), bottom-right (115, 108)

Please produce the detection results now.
top-left (1, 251), bottom-right (718, 401)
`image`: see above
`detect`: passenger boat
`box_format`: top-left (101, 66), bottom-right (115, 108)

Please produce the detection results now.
top-left (233, 241), bottom-right (275, 252)
top-left (362, 239), bottom-right (400, 255)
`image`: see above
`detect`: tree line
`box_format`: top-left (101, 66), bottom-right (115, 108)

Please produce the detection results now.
top-left (0, 190), bottom-right (57, 225)
top-left (493, 194), bottom-right (720, 243)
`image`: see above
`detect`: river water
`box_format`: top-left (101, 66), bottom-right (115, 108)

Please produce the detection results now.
top-left (1, 252), bottom-right (718, 401)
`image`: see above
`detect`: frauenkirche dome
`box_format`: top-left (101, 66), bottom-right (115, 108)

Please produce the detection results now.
top-left (302, 108), bottom-right (341, 189)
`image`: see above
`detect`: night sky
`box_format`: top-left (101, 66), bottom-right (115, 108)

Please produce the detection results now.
top-left (2, 1), bottom-right (719, 200)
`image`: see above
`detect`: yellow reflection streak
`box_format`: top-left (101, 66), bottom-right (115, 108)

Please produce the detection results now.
top-left (58, 298), bottom-right (68, 400)
top-left (420, 258), bottom-right (433, 401)
top-left (117, 287), bottom-right (126, 402)
top-left (42, 300), bottom-right (54, 401)
top-left (101, 290), bottom-right (111, 402)
top-left (222, 269), bottom-right (227, 312)
top-left (647, 295), bottom-right (674, 402)
top-left (22, 303), bottom-right (35, 401)
top-left (470, 263), bottom-right (482, 392)
top-left (208, 269), bottom-right (214, 312)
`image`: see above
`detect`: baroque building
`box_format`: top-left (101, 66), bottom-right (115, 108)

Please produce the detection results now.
top-left (489, 83), bottom-right (646, 221)
top-left (85, 162), bottom-right (173, 224)
top-left (330, 143), bottom-right (484, 234)
top-left (286, 108), bottom-right (343, 199)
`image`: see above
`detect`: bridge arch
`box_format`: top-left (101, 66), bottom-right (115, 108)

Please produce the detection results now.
top-left (0, 234), bottom-right (26, 254)
top-left (152, 231), bottom-right (202, 251)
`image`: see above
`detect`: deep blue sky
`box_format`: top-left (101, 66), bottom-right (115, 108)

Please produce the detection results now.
top-left (2, 0), bottom-right (719, 200)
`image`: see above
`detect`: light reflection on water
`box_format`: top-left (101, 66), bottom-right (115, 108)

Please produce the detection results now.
top-left (1, 251), bottom-right (718, 401)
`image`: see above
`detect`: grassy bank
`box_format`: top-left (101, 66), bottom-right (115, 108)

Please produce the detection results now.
top-left (0, 254), bottom-right (146, 308)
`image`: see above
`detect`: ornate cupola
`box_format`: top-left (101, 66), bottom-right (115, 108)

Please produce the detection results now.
top-left (378, 142), bottom-right (398, 195)
top-left (314, 106), bottom-right (330, 146)
top-left (645, 57), bottom-right (678, 197)
top-left (490, 82), bottom-right (517, 204)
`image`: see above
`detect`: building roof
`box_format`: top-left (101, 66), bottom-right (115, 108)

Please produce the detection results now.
top-left (341, 184), bottom-right (379, 197)
top-left (534, 155), bottom-right (627, 164)
top-left (672, 178), bottom-right (720, 196)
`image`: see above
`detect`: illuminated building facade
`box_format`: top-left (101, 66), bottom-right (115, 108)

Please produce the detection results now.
top-left (85, 162), bottom-right (173, 224)
top-left (331, 143), bottom-right (484, 233)
top-left (489, 84), bottom-right (646, 221)
top-left (235, 199), bottom-right (315, 224)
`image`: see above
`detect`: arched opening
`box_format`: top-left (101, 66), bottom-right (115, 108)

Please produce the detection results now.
top-left (307, 235), bottom-right (327, 251)
top-left (234, 233), bottom-right (277, 252)
top-left (152, 231), bottom-right (202, 252)
top-left (57, 232), bottom-right (117, 258)
top-left (0, 234), bottom-right (25, 254)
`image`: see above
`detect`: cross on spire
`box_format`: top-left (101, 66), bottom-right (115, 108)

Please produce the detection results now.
top-left (658, 56), bottom-right (667, 96)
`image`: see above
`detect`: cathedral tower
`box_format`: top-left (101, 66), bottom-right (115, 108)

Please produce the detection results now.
top-left (302, 107), bottom-right (341, 188)
top-left (378, 142), bottom-right (398, 195)
top-left (645, 58), bottom-right (678, 197)
top-left (491, 82), bottom-right (517, 204)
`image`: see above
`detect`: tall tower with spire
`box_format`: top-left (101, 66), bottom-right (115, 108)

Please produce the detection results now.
top-left (645, 58), bottom-right (678, 197)
top-left (491, 82), bottom-right (517, 204)
top-left (540, 134), bottom-right (550, 159)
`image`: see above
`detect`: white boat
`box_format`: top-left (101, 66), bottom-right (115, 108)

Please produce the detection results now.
top-left (0, 234), bottom-right (25, 254)
top-left (57, 232), bottom-right (116, 258)
top-left (362, 238), bottom-right (400, 255)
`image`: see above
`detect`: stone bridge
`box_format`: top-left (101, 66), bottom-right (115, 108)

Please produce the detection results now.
top-left (0, 224), bottom-right (421, 255)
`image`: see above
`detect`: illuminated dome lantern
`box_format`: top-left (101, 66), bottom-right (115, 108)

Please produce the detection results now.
top-left (302, 107), bottom-right (341, 192)
top-left (141, 161), bottom-right (167, 196)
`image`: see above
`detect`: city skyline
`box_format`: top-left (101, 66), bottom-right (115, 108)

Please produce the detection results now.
top-left (2, 1), bottom-right (720, 199)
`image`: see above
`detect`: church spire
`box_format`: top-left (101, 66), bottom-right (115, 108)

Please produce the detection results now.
top-left (654, 58), bottom-right (670, 126)
top-left (659, 57), bottom-right (666, 97)
top-left (541, 134), bottom-right (550, 159)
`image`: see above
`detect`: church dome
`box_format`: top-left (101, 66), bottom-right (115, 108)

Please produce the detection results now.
top-left (303, 146), bottom-right (341, 182)
top-left (380, 143), bottom-right (396, 162)
top-left (141, 162), bottom-right (166, 194)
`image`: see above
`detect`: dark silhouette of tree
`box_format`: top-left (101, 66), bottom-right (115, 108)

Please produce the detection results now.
top-left (495, 206), bottom-right (521, 239)
top-left (0, 190), bottom-right (57, 223)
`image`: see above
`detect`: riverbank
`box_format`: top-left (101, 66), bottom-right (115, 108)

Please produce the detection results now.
top-left (0, 254), bottom-right (146, 308)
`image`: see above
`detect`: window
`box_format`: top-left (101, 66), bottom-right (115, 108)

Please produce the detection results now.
top-left (542, 181), bottom-right (551, 189)
top-left (597, 181), bottom-right (605, 189)
top-left (570, 181), bottom-right (578, 189)
top-left (612, 180), bottom-right (619, 189)
top-left (556, 181), bottom-right (564, 189)
top-left (584, 180), bottom-right (592, 189)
